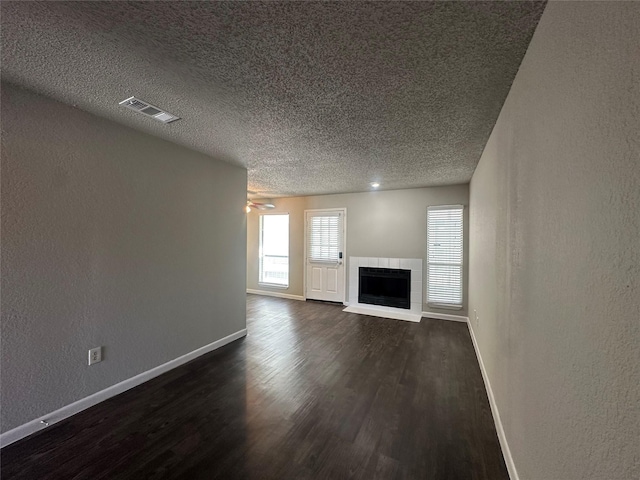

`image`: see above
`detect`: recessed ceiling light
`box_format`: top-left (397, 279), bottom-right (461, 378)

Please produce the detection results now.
top-left (119, 96), bottom-right (180, 124)
top-left (370, 182), bottom-right (380, 188)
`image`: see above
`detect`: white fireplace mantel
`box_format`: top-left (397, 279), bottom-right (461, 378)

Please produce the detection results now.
top-left (343, 257), bottom-right (422, 322)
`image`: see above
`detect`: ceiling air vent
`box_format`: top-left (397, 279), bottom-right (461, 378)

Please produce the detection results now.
top-left (119, 96), bottom-right (180, 124)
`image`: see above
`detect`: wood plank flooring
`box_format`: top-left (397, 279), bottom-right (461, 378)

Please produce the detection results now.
top-left (1, 295), bottom-right (508, 479)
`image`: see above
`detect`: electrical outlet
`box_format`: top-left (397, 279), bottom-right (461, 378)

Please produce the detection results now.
top-left (88, 347), bottom-right (102, 365)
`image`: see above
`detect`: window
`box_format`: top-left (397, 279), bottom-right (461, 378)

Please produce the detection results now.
top-left (259, 214), bottom-right (289, 287)
top-left (427, 205), bottom-right (463, 308)
top-left (307, 213), bottom-right (341, 263)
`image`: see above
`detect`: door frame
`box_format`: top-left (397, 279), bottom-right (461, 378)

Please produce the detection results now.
top-left (303, 208), bottom-right (347, 304)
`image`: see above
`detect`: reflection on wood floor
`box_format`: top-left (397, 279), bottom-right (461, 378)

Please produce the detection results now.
top-left (1, 294), bottom-right (507, 479)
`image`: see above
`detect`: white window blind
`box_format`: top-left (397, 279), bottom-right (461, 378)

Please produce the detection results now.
top-left (307, 213), bottom-right (341, 263)
top-left (259, 214), bottom-right (289, 286)
top-left (427, 205), bottom-right (463, 307)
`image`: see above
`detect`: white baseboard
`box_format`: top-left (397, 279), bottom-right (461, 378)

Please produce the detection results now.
top-left (467, 321), bottom-right (519, 480)
top-left (0, 328), bottom-right (247, 448)
top-left (422, 311), bottom-right (469, 323)
top-left (343, 305), bottom-right (421, 322)
top-left (246, 289), bottom-right (305, 301)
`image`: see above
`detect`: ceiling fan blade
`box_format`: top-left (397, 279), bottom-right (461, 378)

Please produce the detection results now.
top-left (247, 201), bottom-right (275, 210)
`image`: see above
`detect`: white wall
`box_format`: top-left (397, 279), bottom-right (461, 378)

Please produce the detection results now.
top-left (1, 83), bottom-right (247, 432)
top-left (247, 185), bottom-right (469, 316)
top-left (468, 2), bottom-right (639, 479)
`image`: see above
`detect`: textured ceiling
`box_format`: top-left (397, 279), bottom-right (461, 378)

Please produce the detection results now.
top-left (1, 1), bottom-right (546, 198)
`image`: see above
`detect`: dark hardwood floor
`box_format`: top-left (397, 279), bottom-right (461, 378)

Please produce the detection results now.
top-left (1, 295), bottom-right (507, 479)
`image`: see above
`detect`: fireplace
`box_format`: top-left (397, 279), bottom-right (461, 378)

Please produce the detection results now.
top-left (358, 267), bottom-right (411, 309)
top-left (345, 257), bottom-right (422, 322)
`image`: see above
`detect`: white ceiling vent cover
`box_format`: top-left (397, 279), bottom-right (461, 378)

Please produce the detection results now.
top-left (119, 97), bottom-right (180, 124)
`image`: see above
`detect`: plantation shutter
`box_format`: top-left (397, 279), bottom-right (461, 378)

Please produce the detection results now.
top-left (307, 213), bottom-right (341, 263)
top-left (427, 205), bottom-right (463, 307)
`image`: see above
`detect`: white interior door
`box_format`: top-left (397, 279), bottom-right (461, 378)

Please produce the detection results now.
top-left (305, 209), bottom-right (346, 303)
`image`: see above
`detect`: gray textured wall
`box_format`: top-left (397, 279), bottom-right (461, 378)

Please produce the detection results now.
top-left (1, 83), bottom-right (247, 433)
top-left (468, 2), bottom-right (640, 479)
top-left (247, 186), bottom-right (469, 316)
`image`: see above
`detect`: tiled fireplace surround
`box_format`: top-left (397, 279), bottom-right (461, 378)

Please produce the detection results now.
top-left (343, 257), bottom-right (423, 322)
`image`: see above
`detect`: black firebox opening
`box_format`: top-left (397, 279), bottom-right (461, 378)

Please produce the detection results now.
top-left (358, 267), bottom-right (411, 309)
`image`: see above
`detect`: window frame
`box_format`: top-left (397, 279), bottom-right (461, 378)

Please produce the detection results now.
top-left (426, 205), bottom-right (464, 310)
top-left (258, 213), bottom-right (290, 288)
